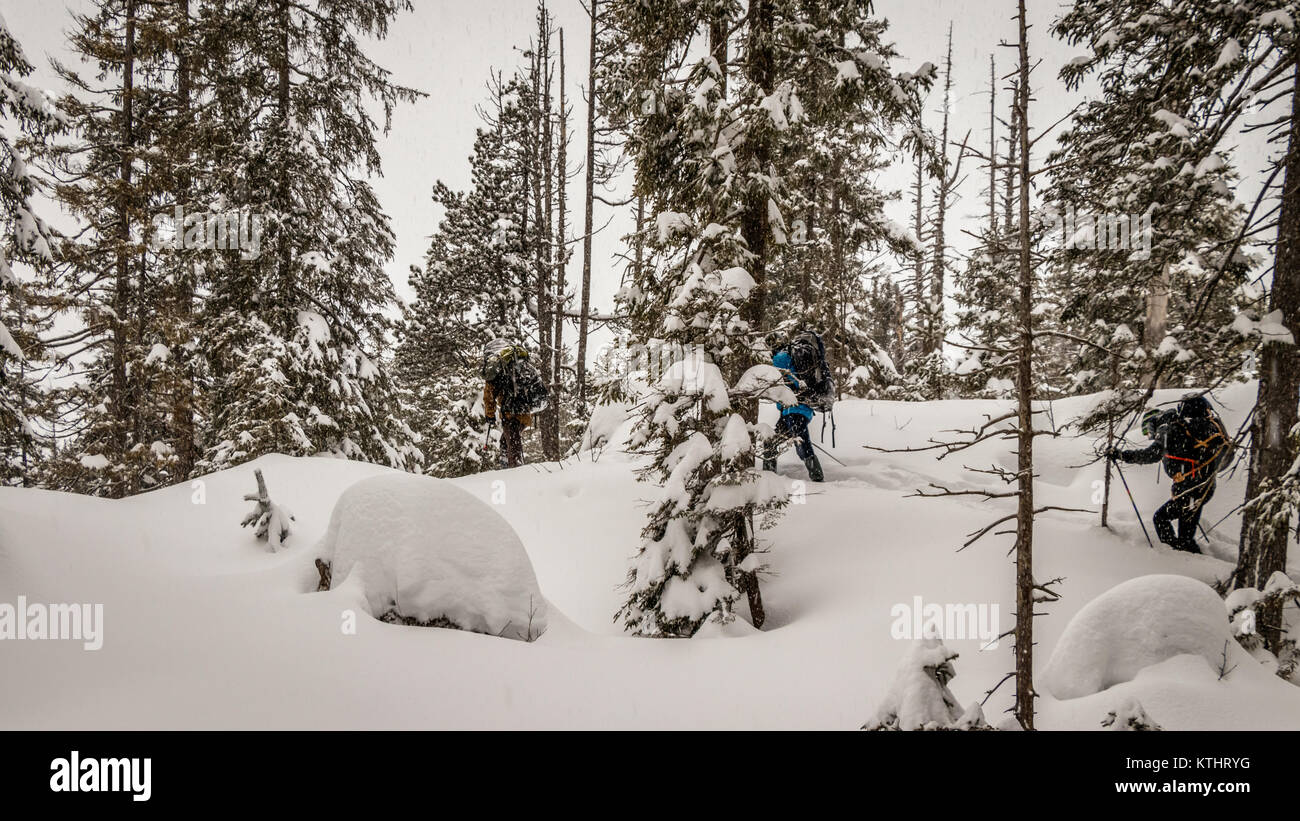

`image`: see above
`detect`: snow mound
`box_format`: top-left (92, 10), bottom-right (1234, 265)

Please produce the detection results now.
top-left (318, 473), bottom-right (547, 641)
top-left (1043, 575), bottom-right (1231, 699)
top-left (864, 638), bottom-right (988, 731)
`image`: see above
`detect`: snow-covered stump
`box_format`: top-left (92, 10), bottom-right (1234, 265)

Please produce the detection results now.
top-left (863, 638), bottom-right (990, 731)
top-left (240, 469), bottom-right (295, 551)
top-left (316, 473), bottom-right (547, 641)
top-left (1225, 571), bottom-right (1300, 680)
top-left (1101, 698), bottom-right (1162, 731)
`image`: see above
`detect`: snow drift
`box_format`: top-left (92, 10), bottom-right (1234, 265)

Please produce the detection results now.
top-left (318, 473), bottom-right (547, 640)
top-left (1042, 574), bottom-right (1238, 699)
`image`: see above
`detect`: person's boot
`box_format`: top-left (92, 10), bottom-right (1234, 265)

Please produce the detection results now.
top-left (1177, 536), bottom-right (1203, 554)
top-left (803, 452), bottom-right (824, 482)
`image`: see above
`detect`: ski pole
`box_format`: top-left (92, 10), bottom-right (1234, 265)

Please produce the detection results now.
top-left (1112, 459), bottom-right (1155, 548)
top-left (810, 440), bottom-right (846, 467)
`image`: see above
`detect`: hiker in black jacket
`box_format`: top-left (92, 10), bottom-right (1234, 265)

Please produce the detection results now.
top-left (1106, 395), bottom-right (1229, 554)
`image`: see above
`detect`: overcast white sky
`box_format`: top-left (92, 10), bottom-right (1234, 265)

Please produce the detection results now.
top-left (2, 0), bottom-right (1278, 351)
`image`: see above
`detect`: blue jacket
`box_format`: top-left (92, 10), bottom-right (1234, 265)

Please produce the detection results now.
top-left (772, 350), bottom-right (814, 420)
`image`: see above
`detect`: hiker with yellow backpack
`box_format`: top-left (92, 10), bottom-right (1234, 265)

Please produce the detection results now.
top-left (1105, 394), bottom-right (1231, 554)
top-left (481, 338), bottom-right (550, 469)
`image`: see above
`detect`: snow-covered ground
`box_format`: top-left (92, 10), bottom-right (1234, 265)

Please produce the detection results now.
top-left (1, 383), bottom-right (1296, 729)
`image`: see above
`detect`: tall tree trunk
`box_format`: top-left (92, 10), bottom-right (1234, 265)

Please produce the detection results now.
top-left (532, 11), bottom-right (558, 460)
top-left (911, 145), bottom-right (925, 358)
top-left (576, 0), bottom-right (598, 408)
top-left (739, 0), bottom-right (772, 361)
top-left (927, 27), bottom-right (954, 363)
top-left (276, 0), bottom-right (293, 335)
top-left (633, 193), bottom-right (645, 285)
top-left (173, 0), bottom-right (197, 479)
top-left (1143, 262), bottom-right (1171, 388)
top-left (1012, 0), bottom-right (1036, 731)
top-left (925, 25), bottom-right (956, 397)
top-left (111, 0), bottom-right (137, 496)
top-left (1102, 349), bottom-right (1119, 528)
top-left (1234, 42), bottom-right (1300, 652)
top-left (553, 28), bottom-right (567, 449)
top-left (988, 55), bottom-right (998, 239)
top-left (1003, 81), bottom-right (1017, 237)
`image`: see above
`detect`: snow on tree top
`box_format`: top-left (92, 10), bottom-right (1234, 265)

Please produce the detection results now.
top-left (834, 60), bottom-right (861, 87)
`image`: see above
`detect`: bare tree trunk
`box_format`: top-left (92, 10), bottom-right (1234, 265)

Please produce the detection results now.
top-left (1144, 262), bottom-right (1171, 388)
top-left (576, 0), bottom-right (598, 408)
top-left (633, 192), bottom-right (645, 283)
top-left (111, 0), bottom-right (137, 496)
top-left (988, 55), bottom-right (998, 238)
top-left (927, 26), bottom-right (954, 363)
top-left (173, 0), bottom-right (197, 479)
top-left (553, 28), bottom-right (567, 448)
top-left (911, 144), bottom-right (925, 359)
top-left (1234, 40), bottom-right (1300, 652)
top-left (1102, 350), bottom-right (1119, 528)
top-left (533, 8), bottom-right (558, 460)
top-left (1012, 0), bottom-right (1036, 731)
top-left (277, 0), bottom-right (292, 320)
top-left (738, 0), bottom-right (772, 360)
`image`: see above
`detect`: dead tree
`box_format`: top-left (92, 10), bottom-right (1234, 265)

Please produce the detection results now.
top-left (241, 468), bottom-right (295, 551)
top-left (864, 2), bottom-right (1077, 730)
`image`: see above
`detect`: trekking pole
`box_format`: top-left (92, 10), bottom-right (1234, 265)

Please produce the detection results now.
top-left (810, 440), bottom-right (847, 467)
top-left (819, 408), bottom-right (838, 448)
top-left (1112, 459), bottom-right (1155, 548)
top-left (482, 420), bottom-right (494, 459)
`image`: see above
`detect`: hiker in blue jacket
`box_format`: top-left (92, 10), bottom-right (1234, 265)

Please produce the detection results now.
top-left (762, 333), bottom-right (825, 482)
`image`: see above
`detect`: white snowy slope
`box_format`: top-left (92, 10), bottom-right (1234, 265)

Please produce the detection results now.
top-left (0, 382), bottom-right (1296, 729)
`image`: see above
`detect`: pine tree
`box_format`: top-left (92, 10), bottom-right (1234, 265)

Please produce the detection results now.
top-left (0, 14), bottom-right (63, 486)
top-left (398, 76), bottom-right (533, 476)
top-left (1053, 0), bottom-right (1300, 652)
top-left (1048, 4), bottom-right (1254, 406)
top-left (607, 0), bottom-right (930, 633)
top-left (45, 0), bottom-right (187, 495)
top-left (195, 0), bottom-right (423, 474)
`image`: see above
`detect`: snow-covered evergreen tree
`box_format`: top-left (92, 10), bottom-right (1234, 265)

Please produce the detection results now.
top-left (607, 0), bottom-right (929, 633)
top-left (43, 0), bottom-right (189, 496)
top-left (1053, 0), bottom-right (1300, 652)
top-left (195, 0), bottom-right (422, 475)
top-left (0, 14), bottom-right (62, 486)
top-left (398, 70), bottom-right (545, 477)
top-left (1048, 3), bottom-right (1255, 405)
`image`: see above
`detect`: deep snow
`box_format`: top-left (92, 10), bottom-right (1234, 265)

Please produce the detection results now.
top-left (1, 383), bottom-right (1297, 729)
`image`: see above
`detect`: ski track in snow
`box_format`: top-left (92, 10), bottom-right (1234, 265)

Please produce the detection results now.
top-left (0, 383), bottom-right (1296, 729)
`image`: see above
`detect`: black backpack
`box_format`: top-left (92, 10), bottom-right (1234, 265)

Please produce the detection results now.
top-left (1162, 396), bottom-right (1230, 481)
top-left (785, 330), bottom-right (836, 412)
top-left (482, 343), bottom-right (550, 416)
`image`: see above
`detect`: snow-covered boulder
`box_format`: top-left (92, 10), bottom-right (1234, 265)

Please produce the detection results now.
top-left (317, 473), bottom-right (547, 641)
top-left (1043, 575), bottom-right (1232, 699)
